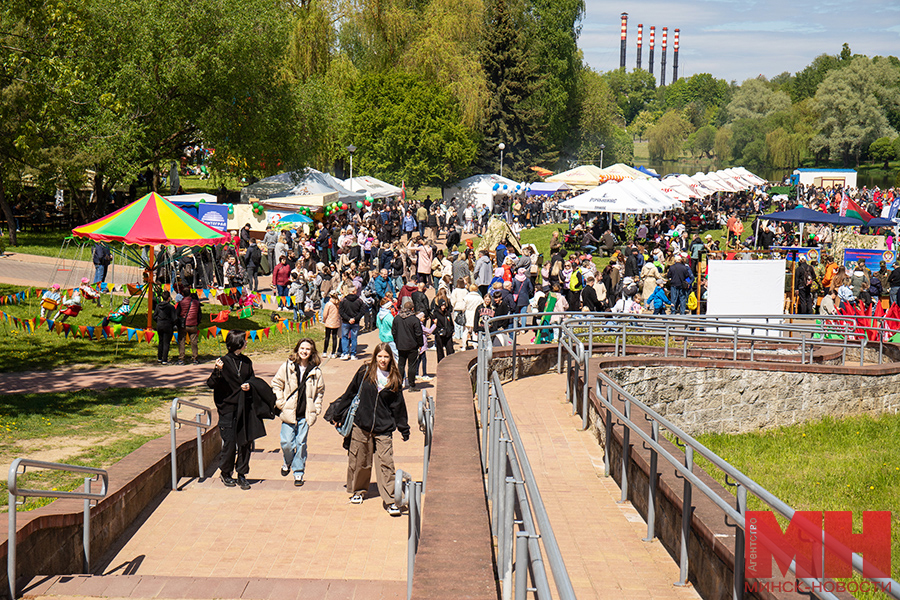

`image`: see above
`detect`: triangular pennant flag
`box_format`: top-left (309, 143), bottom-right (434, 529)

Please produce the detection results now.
top-left (207, 326), bottom-right (217, 339)
top-left (263, 327), bottom-right (270, 338)
top-left (276, 321), bottom-right (285, 333)
top-left (112, 323), bottom-right (122, 337)
top-left (143, 330), bottom-right (154, 343)
top-left (63, 323), bottom-right (71, 338)
top-left (79, 325), bottom-right (88, 338)
top-left (249, 330), bottom-right (258, 341)
top-left (46, 319), bottom-right (55, 332)
top-left (127, 328), bottom-right (136, 341)
top-left (221, 329), bottom-right (228, 342)
top-left (54, 321), bottom-right (63, 334)
top-left (86, 326), bottom-right (95, 339)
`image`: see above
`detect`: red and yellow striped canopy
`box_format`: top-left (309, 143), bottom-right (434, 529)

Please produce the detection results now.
top-left (72, 192), bottom-right (229, 246)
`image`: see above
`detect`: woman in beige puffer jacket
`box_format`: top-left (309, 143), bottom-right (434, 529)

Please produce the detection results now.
top-left (271, 338), bottom-right (326, 486)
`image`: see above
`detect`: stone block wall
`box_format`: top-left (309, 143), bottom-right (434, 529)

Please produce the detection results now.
top-left (605, 366), bottom-right (900, 436)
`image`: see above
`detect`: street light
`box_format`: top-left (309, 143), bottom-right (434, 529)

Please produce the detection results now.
top-left (347, 145), bottom-right (357, 182)
top-left (600, 143), bottom-right (605, 170)
top-left (498, 142), bottom-right (505, 178)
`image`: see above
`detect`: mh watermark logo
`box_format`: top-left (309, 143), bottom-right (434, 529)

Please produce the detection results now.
top-left (745, 511), bottom-right (892, 593)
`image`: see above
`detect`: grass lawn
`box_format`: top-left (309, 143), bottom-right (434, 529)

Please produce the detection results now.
top-left (0, 387), bottom-right (195, 511)
top-left (2, 230), bottom-right (91, 260)
top-left (694, 412), bottom-right (900, 595)
top-left (0, 283), bottom-right (320, 372)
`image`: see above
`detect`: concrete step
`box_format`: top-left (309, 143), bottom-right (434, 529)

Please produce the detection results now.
top-left (23, 574), bottom-right (406, 600)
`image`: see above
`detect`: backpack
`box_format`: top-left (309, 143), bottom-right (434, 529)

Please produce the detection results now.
top-left (687, 292), bottom-right (698, 310)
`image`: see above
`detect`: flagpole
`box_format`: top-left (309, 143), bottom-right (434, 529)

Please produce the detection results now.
top-left (147, 246), bottom-right (154, 330)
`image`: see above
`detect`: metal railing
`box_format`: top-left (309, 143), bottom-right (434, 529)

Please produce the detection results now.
top-left (480, 367), bottom-right (576, 600)
top-left (396, 390), bottom-right (434, 600)
top-left (7, 459), bottom-right (109, 599)
top-left (170, 398), bottom-right (213, 490)
top-left (593, 370), bottom-right (900, 599)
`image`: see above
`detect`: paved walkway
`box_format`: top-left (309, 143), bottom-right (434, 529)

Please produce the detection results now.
top-left (502, 373), bottom-right (701, 600)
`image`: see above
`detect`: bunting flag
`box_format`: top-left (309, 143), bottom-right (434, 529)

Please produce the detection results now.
top-left (207, 326), bottom-right (217, 339)
top-left (263, 327), bottom-right (270, 338)
top-left (63, 323), bottom-right (71, 338)
top-left (249, 330), bottom-right (258, 341)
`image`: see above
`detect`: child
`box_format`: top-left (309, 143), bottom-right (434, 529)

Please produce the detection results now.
top-left (40, 284), bottom-right (62, 319)
top-left (645, 280), bottom-right (672, 315)
top-left (54, 289), bottom-right (82, 322)
top-left (288, 272), bottom-right (306, 322)
top-left (101, 296), bottom-right (131, 327)
top-left (415, 311), bottom-right (434, 382)
top-left (79, 277), bottom-right (101, 307)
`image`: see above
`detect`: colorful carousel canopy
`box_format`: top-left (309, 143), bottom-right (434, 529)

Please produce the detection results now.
top-left (72, 192), bottom-right (230, 246)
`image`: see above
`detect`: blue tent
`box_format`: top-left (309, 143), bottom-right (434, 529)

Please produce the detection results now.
top-left (766, 207), bottom-right (862, 226)
top-left (635, 165), bottom-right (660, 179)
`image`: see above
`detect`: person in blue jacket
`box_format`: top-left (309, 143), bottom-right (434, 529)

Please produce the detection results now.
top-left (645, 279), bottom-right (672, 315)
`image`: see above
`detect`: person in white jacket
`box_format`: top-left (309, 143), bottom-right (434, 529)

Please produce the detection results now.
top-left (271, 338), bottom-right (325, 486)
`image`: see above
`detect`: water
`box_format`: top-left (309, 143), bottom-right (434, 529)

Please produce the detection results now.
top-left (638, 160), bottom-right (900, 189)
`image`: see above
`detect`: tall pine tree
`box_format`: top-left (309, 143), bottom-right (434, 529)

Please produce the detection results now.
top-left (478, 0), bottom-right (551, 180)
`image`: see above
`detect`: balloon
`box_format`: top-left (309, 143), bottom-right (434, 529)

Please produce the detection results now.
top-left (227, 204), bottom-right (234, 215)
top-left (502, 184), bottom-right (508, 190)
top-left (342, 203), bottom-right (348, 210)
top-left (364, 199), bottom-right (371, 206)
top-left (493, 183), bottom-right (500, 191)
top-left (356, 201), bottom-right (363, 208)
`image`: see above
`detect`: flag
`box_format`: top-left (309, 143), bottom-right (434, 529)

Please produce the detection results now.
top-left (840, 194), bottom-right (872, 223)
top-left (889, 193), bottom-right (900, 220)
top-left (401, 180), bottom-right (406, 200)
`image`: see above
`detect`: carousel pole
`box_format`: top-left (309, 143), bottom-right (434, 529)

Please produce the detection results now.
top-left (147, 246), bottom-right (155, 330)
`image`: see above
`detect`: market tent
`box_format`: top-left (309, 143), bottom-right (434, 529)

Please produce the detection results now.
top-left (72, 192), bottom-right (230, 327)
top-left (343, 175), bottom-right (402, 199)
top-left (558, 182), bottom-right (661, 214)
top-left (721, 168), bottom-right (758, 188)
top-left (627, 179), bottom-right (682, 210)
top-left (600, 163), bottom-right (650, 180)
top-left (443, 174), bottom-right (520, 210)
top-left (546, 165), bottom-right (607, 187)
top-left (649, 178), bottom-right (692, 202)
top-left (241, 168), bottom-right (363, 204)
top-left (164, 193), bottom-right (217, 204)
top-left (734, 167), bottom-right (767, 185)
top-left (668, 175), bottom-right (706, 198)
top-left (709, 171), bottom-right (747, 192)
top-left (679, 174), bottom-right (718, 196)
top-left (765, 207), bottom-right (862, 226)
top-left (527, 182), bottom-right (571, 196)
top-left (693, 172), bottom-right (732, 192)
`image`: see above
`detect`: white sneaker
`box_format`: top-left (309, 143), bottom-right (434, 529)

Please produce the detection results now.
top-left (419, 375), bottom-right (433, 382)
top-left (341, 354), bottom-right (349, 360)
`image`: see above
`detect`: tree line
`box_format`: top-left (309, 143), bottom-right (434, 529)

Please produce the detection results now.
top-left (3, 0), bottom-right (898, 244)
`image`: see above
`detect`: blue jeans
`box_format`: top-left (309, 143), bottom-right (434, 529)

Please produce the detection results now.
top-left (93, 264), bottom-right (106, 284)
top-left (388, 341), bottom-right (399, 364)
top-left (891, 287), bottom-right (899, 307)
top-left (341, 322), bottom-right (359, 356)
top-left (280, 419), bottom-right (309, 477)
top-left (276, 284), bottom-right (288, 296)
top-left (516, 305), bottom-right (529, 329)
top-left (671, 287), bottom-right (687, 315)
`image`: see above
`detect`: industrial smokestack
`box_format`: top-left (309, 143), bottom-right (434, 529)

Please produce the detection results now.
top-left (648, 26), bottom-right (655, 78)
top-left (620, 13), bottom-right (628, 69)
top-left (636, 24), bottom-right (643, 70)
top-left (660, 27), bottom-right (668, 86)
top-left (673, 29), bottom-right (680, 82)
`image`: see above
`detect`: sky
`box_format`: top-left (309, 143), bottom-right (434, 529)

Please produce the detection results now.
top-left (579, 0), bottom-right (900, 84)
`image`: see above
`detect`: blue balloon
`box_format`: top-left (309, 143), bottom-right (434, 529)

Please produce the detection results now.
top-left (502, 184), bottom-right (508, 190)
top-left (493, 183), bottom-right (500, 190)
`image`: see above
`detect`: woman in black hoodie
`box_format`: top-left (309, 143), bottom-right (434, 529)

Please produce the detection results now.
top-left (330, 342), bottom-right (410, 515)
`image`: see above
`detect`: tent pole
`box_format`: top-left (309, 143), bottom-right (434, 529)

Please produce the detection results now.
top-left (148, 246), bottom-right (155, 330)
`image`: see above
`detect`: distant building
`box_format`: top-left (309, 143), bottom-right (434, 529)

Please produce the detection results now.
top-left (791, 168), bottom-right (857, 189)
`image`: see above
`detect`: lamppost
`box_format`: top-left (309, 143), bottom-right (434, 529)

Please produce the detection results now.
top-left (600, 143), bottom-right (605, 170)
top-left (347, 144), bottom-right (357, 183)
top-left (498, 142), bottom-right (505, 178)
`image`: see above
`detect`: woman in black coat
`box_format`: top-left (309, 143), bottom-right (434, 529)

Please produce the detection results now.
top-left (329, 342), bottom-right (410, 515)
top-left (207, 330), bottom-right (255, 490)
top-left (431, 292), bottom-right (455, 362)
top-left (152, 290), bottom-right (179, 365)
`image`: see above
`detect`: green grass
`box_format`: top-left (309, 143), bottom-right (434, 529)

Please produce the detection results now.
top-left (2, 230), bottom-right (91, 260)
top-left (693, 413), bottom-right (900, 596)
top-left (0, 283), bottom-right (320, 372)
top-left (0, 387), bottom-right (183, 510)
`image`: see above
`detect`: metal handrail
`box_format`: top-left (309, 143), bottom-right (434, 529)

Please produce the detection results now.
top-left (418, 390), bottom-right (434, 492)
top-left (7, 459), bottom-right (109, 599)
top-left (170, 397), bottom-right (212, 490)
top-left (593, 371), bottom-right (900, 599)
top-left (480, 369), bottom-right (577, 600)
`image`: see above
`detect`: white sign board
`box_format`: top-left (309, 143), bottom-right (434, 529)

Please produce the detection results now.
top-left (707, 259), bottom-right (786, 335)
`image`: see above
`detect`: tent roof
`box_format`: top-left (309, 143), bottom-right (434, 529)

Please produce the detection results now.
top-left (600, 163), bottom-right (650, 180)
top-left (546, 165), bottom-right (606, 187)
top-left (649, 178), bottom-right (691, 202)
top-left (241, 168), bottom-right (363, 203)
top-left (626, 179), bottom-right (681, 210)
top-left (558, 182), bottom-right (661, 214)
top-left (527, 182), bottom-right (571, 196)
top-left (635, 165), bottom-right (660, 178)
top-left (766, 207), bottom-right (862, 226)
top-left (72, 192), bottom-right (230, 246)
top-left (343, 175), bottom-right (402, 199)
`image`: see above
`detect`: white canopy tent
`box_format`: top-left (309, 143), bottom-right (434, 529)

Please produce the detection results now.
top-left (627, 179), bottom-right (682, 210)
top-left (650, 178), bottom-right (692, 202)
top-left (677, 174), bottom-right (717, 196)
top-left (600, 163), bottom-right (651, 180)
top-left (733, 167), bottom-right (767, 185)
top-left (241, 168), bottom-right (364, 204)
top-left (443, 174), bottom-right (520, 210)
top-left (721, 168), bottom-right (758, 188)
top-left (557, 182), bottom-right (662, 214)
top-left (343, 175), bottom-right (402, 199)
top-left (692, 172), bottom-right (731, 193)
top-left (164, 193), bottom-right (217, 204)
top-left (707, 171), bottom-right (746, 192)
top-left (527, 182), bottom-right (571, 196)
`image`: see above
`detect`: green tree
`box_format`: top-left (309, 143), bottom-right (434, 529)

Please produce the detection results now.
top-left (647, 109), bottom-right (690, 161)
top-left (576, 69), bottom-right (622, 165)
top-left (629, 110), bottom-right (658, 142)
top-left (810, 56), bottom-right (900, 167)
top-left (725, 78), bottom-right (792, 123)
top-left (786, 51), bottom-right (842, 103)
top-left (477, 0), bottom-right (550, 179)
top-left (714, 126), bottom-right (733, 163)
top-left (349, 71), bottom-right (477, 189)
top-left (693, 125), bottom-right (717, 158)
top-left (602, 68), bottom-right (657, 124)
top-left (869, 137), bottom-right (897, 169)
top-left (730, 118), bottom-right (766, 163)
top-left (661, 73), bottom-right (730, 112)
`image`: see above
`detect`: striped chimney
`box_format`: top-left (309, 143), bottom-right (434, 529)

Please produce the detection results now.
top-left (620, 13), bottom-right (628, 69)
top-left (636, 24), bottom-right (643, 70)
top-left (648, 26), bottom-right (655, 78)
top-left (660, 27), bottom-right (668, 86)
top-left (673, 29), bottom-right (680, 82)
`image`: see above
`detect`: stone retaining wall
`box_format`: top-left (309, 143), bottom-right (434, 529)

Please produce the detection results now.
top-left (606, 365), bottom-right (900, 436)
